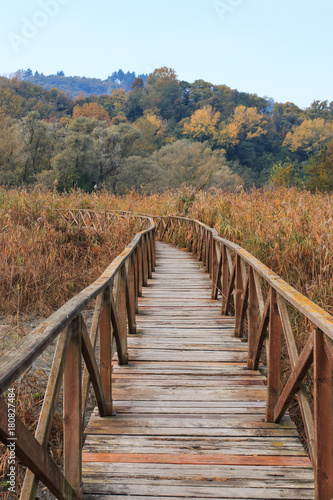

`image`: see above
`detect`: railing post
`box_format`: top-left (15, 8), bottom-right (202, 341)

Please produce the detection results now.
top-left (137, 242), bottom-right (143, 298)
top-left (247, 267), bottom-right (258, 369)
top-left (234, 254), bottom-right (244, 337)
top-left (221, 245), bottom-right (229, 315)
top-left (142, 234), bottom-right (148, 287)
top-left (192, 221), bottom-right (197, 255)
top-left (99, 286), bottom-right (113, 415)
top-left (211, 243), bottom-right (221, 300)
top-left (147, 232), bottom-right (153, 279)
top-left (63, 315), bottom-right (83, 498)
top-left (314, 328), bottom-right (333, 500)
top-left (150, 230), bottom-right (156, 272)
top-left (209, 233), bottom-right (215, 279)
top-left (266, 288), bottom-right (282, 422)
top-left (127, 255), bottom-right (137, 334)
top-left (117, 266), bottom-right (128, 364)
top-left (204, 229), bottom-right (209, 270)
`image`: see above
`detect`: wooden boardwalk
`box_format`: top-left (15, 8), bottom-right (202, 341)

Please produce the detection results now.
top-left (82, 242), bottom-right (314, 499)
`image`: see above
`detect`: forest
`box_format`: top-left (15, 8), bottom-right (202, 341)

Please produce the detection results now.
top-left (1, 66), bottom-right (333, 192)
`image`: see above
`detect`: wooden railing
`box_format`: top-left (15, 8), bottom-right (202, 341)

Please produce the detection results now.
top-left (154, 215), bottom-right (333, 500)
top-left (0, 211), bottom-right (155, 500)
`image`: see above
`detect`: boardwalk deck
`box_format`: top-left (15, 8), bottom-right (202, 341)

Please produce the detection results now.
top-left (82, 242), bottom-right (314, 499)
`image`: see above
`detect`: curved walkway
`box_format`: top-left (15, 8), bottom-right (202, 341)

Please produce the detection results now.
top-left (82, 242), bottom-right (314, 499)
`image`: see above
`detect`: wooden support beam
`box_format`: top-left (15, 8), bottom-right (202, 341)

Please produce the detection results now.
top-left (63, 316), bottom-right (83, 495)
top-left (116, 266), bottom-right (128, 364)
top-left (277, 294), bottom-right (315, 462)
top-left (234, 254), bottom-right (245, 338)
top-left (0, 399), bottom-right (79, 500)
top-left (314, 328), bottom-right (333, 500)
top-left (126, 255), bottom-right (137, 334)
top-left (248, 267), bottom-right (259, 370)
top-left (211, 244), bottom-right (222, 300)
top-left (221, 244), bottom-right (229, 315)
top-left (99, 286), bottom-right (113, 410)
top-left (82, 294), bottom-right (103, 423)
top-left (81, 317), bottom-right (106, 418)
top-left (266, 288), bottom-right (282, 422)
top-left (142, 234), bottom-right (148, 287)
top-left (20, 327), bottom-right (71, 500)
top-left (137, 242), bottom-right (143, 298)
top-left (238, 272), bottom-right (249, 339)
top-left (147, 232), bottom-right (153, 279)
top-left (252, 294), bottom-right (270, 370)
top-left (223, 258), bottom-right (236, 317)
top-left (274, 333), bottom-right (313, 423)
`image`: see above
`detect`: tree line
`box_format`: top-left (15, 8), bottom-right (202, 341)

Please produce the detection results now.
top-left (0, 67), bottom-right (333, 192)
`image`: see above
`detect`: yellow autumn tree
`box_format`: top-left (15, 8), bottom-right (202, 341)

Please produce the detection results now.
top-left (109, 89), bottom-right (126, 114)
top-left (219, 105), bottom-right (267, 147)
top-left (147, 67), bottom-right (178, 84)
top-left (283, 118), bottom-right (333, 153)
top-left (134, 111), bottom-right (168, 152)
top-left (183, 105), bottom-right (220, 142)
top-left (72, 102), bottom-right (110, 122)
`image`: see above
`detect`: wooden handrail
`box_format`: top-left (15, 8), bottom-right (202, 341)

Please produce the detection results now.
top-left (0, 211), bottom-right (155, 500)
top-left (154, 214), bottom-right (333, 500)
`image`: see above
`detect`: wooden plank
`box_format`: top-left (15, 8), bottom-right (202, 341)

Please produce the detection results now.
top-left (83, 436), bottom-right (309, 456)
top-left (83, 462), bottom-right (314, 479)
top-left (82, 452), bottom-right (311, 467)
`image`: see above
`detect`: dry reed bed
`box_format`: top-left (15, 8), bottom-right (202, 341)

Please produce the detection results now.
top-left (0, 193), bottom-right (140, 497)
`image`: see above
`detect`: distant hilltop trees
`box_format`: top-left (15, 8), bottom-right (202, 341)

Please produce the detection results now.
top-left (14, 68), bottom-right (149, 97)
top-left (1, 67), bottom-right (333, 192)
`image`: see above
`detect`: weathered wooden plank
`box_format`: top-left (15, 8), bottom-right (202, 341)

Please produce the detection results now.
top-left (83, 474), bottom-right (314, 489)
top-left (83, 438), bottom-right (309, 457)
top-left (83, 462), bottom-right (314, 479)
top-left (82, 451), bottom-right (311, 465)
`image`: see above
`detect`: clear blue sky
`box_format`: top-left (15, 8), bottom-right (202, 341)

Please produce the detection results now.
top-left (1, 0), bottom-right (332, 108)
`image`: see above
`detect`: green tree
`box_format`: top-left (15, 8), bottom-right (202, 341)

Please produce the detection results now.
top-left (0, 118), bottom-right (26, 185)
top-left (92, 123), bottom-right (142, 189)
top-left (18, 112), bottom-right (55, 183)
top-left (269, 160), bottom-right (301, 187)
top-left (151, 140), bottom-right (240, 190)
top-left (305, 141), bottom-right (333, 192)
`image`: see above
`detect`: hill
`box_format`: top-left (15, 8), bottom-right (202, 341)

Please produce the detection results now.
top-left (15, 68), bottom-right (149, 97)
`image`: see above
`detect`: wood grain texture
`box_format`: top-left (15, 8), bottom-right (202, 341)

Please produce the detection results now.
top-left (82, 242), bottom-right (314, 499)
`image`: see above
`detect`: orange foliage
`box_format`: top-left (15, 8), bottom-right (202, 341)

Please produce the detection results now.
top-left (72, 102), bottom-right (110, 122)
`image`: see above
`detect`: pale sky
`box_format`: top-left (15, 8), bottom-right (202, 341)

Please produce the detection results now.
top-left (0, 0), bottom-right (332, 108)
